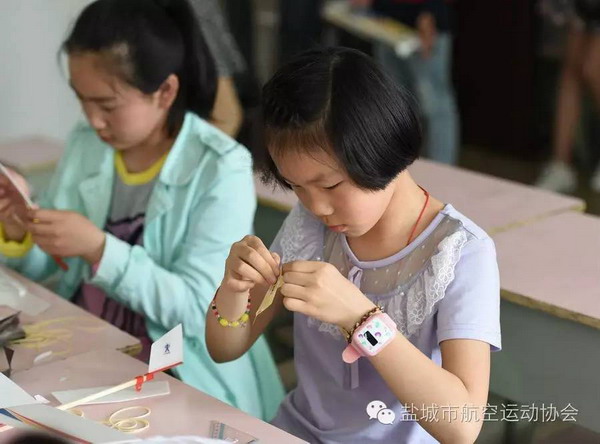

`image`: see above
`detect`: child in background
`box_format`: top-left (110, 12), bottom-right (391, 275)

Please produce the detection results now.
top-left (206, 47), bottom-right (501, 442)
top-left (189, 0), bottom-right (246, 138)
top-left (536, 0), bottom-right (600, 192)
top-left (353, 0), bottom-right (460, 165)
top-left (0, 0), bottom-right (283, 421)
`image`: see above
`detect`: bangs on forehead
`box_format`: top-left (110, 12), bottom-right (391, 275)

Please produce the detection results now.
top-left (265, 120), bottom-right (333, 159)
top-left (261, 120), bottom-right (338, 189)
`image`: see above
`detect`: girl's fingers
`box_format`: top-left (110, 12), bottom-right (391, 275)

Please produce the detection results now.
top-left (225, 270), bottom-right (256, 292)
top-left (10, 213), bottom-right (26, 228)
top-left (31, 240), bottom-right (55, 255)
top-left (27, 222), bottom-right (56, 236)
top-left (239, 245), bottom-right (277, 284)
top-left (282, 260), bottom-right (322, 274)
top-left (271, 252), bottom-right (281, 268)
top-left (279, 282), bottom-right (309, 301)
top-left (0, 195), bottom-right (26, 213)
top-left (224, 276), bottom-right (255, 292)
top-left (0, 198), bottom-right (12, 213)
top-left (232, 259), bottom-right (268, 285)
top-left (27, 209), bottom-right (62, 223)
top-left (246, 236), bottom-right (280, 278)
top-left (282, 296), bottom-right (310, 315)
top-left (30, 232), bottom-right (56, 245)
top-left (282, 271), bottom-right (312, 287)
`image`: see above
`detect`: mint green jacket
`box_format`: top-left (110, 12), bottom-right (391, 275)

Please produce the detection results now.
top-left (2, 113), bottom-right (284, 420)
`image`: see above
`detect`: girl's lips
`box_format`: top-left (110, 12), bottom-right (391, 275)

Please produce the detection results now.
top-left (328, 225), bottom-right (347, 233)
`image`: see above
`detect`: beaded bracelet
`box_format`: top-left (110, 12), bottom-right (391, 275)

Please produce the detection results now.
top-left (340, 305), bottom-right (384, 343)
top-left (211, 289), bottom-right (251, 328)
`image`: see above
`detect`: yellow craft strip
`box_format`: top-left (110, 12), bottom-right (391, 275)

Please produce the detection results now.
top-left (106, 406), bottom-right (151, 434)
top-left (254, 273), bottom-right (284, 323)
top-left (9, 316), bottom-right (105, 351)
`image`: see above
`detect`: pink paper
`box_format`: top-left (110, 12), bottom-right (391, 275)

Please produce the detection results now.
top-left (7, 349), bottom-right (307, 443)
top-left (1, 266), bottom-right (140, 372)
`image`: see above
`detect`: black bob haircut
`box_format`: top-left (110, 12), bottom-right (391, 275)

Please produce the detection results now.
top-left (260, 47), bottom-right (422, 191)
top-left (62, 0), bottom-right (217, 136)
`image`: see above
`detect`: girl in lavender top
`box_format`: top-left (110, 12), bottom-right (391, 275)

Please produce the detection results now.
top-left (206, 47), bottom-right (501, 443)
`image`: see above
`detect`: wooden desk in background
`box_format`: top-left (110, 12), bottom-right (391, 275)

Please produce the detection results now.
top-left (491, 212), bottom-right (600, 433)
top-left (255, 159), bottom-right (585, 234)
top-left (322, 0), bottom-right (418, 53)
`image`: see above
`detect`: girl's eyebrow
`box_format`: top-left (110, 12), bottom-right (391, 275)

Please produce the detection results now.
top-left (69, 82), bottom-right (116, 103)
top-left (280, 172), bottom-right (335, 186)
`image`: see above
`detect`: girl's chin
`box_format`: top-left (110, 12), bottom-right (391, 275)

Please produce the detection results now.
top-left (341, 227), bottom-right (364, 238)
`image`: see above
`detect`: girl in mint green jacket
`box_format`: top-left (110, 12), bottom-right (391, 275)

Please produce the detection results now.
top-left (0, 0), bottom-right (283, 421)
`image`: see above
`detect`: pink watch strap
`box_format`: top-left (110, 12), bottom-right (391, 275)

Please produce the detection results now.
top-left (342, 343), bottom-right (362, 364)
top-left (342, 313), bottom-right (397, 364)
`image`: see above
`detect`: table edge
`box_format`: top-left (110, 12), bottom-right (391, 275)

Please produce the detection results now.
top-left (489, 202), bottom-right (586, 235)
top-left (501, 290), bottom-right (600, 330)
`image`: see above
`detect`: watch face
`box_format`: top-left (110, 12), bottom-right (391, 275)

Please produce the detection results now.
top-left (356, 316), bottom-right (394, 355)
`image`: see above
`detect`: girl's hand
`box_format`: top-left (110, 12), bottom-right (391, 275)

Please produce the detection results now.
top-left (27, 209), bottom-right (106, 264)
top-left (222, 235), bottom-right (280, 293)
top-left (0, 168), bottom-right (31, 241)
top-left (281, 261), bottom-right (376, 331)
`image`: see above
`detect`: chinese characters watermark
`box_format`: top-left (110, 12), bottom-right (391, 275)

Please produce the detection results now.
top-left (367, 401), bottom-right (578, 424)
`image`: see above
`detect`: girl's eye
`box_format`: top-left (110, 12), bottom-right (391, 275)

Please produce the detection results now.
top-left (101, 106), bottom-right (116, 113)
top-left (324, 181), bottom-right (342, 190)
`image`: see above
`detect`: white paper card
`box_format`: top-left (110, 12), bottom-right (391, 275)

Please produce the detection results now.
top-left (0, 372), bottom-right (37, 408)
top-left (0, 411), bottom-right (39, 432)
top-left (52, 380), bottom-right (170, 406)
top-left (148, 324), bottom-right (183, 373)
top-left (8, 404), bottom-right (134, 443)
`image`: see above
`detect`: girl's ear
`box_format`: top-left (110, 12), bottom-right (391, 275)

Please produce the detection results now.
top-left (156, 74), bottom-right (179, 110)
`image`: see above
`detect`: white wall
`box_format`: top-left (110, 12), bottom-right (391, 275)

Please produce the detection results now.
top-left (0, 0), bottom-right (93, 144)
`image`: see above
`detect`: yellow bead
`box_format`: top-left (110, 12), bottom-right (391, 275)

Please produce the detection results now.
top-left (219, 318), bottom-right (229, 327)
top-left (231, 321), bottom-right (240, 327)
top-left (240, 313), bottom-right (249, 323)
